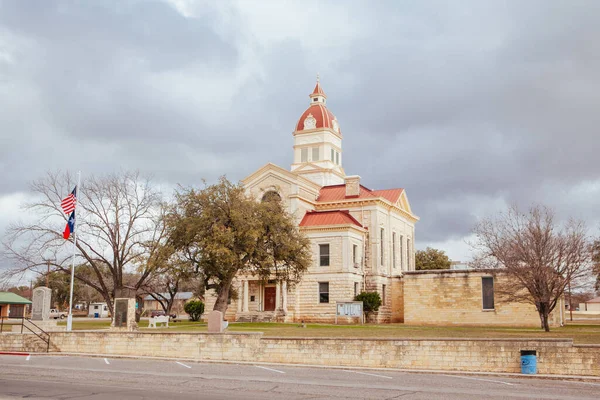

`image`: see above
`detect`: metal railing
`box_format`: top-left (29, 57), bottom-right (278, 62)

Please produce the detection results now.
top-left (0, 316), bottom-right (51, 352)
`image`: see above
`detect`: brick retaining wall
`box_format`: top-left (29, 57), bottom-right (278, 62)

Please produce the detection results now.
top-left (2, 332), bottom-right (598, 376)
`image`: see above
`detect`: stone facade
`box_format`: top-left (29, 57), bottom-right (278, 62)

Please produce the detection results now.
top-left (2, 332), bottom-right (598, 377)
top-left (401, 270), bottom-right (562, 327)
top-left (202, 80), bottom-right (553, 328)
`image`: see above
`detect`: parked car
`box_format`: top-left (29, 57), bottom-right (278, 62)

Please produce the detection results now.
top-left (150, 310), bottom-right (176, 319)
top-left (49, 309), bottom-right (67, 319)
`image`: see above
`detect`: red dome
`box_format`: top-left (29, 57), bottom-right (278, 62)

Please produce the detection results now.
top-left (294, 103), bottom-right (340, 134)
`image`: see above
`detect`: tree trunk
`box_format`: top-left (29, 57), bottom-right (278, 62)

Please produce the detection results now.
top-left (213, 286), bottom-right (230, 314)
top-left (542, 312), bottom-right (550, 332)
top-left (212, 273), bottom-right (235, 315)
top-left (537, 302), bottom-right (551, 332)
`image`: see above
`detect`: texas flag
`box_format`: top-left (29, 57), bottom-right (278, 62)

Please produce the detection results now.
top-left (63, 211), bottom-right (75, 240)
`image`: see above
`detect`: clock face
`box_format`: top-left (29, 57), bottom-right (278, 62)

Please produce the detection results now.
top-left (332, 118), bottom-right (339, 133)
top-left (303, 113), bottom-right (317, 130)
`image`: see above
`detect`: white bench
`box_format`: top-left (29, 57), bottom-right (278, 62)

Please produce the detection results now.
top-left (148, 315), bottom-right (169, 328)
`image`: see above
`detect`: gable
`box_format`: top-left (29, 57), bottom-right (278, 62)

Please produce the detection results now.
top-left (396, 190), bottom-right (413, 214)
top-left (242, 163), bottom-right (321, 203)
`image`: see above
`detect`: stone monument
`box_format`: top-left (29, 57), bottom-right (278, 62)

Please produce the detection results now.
top-left (111, 288), bottom-right (138, 331)
top-left (31, 287), bottom-right (51, 321)
top-left (19, 286), bottom-right (64, 332)
top-left (207, 310), bottom-right (227, 333)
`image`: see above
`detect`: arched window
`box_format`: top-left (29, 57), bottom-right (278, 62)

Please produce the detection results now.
top-left (261, 191), bottom-right (281, 203)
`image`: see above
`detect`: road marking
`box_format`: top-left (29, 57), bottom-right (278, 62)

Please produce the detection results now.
top-left (345, 370), bottom-right (393, 379)
top-left (255, 365), bottom-right (285, 374)
top-left (26, 355), bottom-right (31, 361)
top-left (104, 358), bottom-right (110, 365)
top-left (442, 374), bottom-right (515, 386)
top-left (176, 361), bottom-right (191, 369)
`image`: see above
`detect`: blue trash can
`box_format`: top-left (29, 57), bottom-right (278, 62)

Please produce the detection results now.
top-left (94, 313), bottom-right (99, 318)
top-left (520, 350), bottom-right (537, 374)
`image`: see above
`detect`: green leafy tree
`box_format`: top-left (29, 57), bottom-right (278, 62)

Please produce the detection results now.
top-left (354, 291), bottom-right (382, 320)
top-left (184, 300), bottom-right (205, 322)
top-left (166, 177), bottom-right (311, 314)
top-left (34, 271), bottom-right (82, 309)
top-left (415, 247), bottom-right (452, 270)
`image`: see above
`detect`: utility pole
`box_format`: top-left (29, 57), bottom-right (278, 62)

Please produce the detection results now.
top-left (568, 281), bottom-right (573, 322)
top-left (46, 259), bottom-right (50, 287)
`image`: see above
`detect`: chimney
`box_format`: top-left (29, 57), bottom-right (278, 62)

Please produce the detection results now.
top-left (345, 175), bottom-right (361, 197)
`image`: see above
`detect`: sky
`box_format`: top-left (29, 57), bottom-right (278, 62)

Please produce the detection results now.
top-left (1, 0), bottom-right (599, 268)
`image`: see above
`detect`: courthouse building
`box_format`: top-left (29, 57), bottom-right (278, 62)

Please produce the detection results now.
top-left (204, 80), bottom-right (562, 327)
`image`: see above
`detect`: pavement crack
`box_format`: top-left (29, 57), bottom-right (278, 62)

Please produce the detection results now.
top-left (386, 391), bottom-right (418, 399)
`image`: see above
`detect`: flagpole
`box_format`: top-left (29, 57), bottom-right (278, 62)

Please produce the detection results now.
top-left (66, 171), bottom-right (81, 332)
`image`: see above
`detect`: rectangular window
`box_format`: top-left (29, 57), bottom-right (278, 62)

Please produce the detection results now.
top-left (331, 148), bottom-right (335, 161)
top-left (319, 282), bottom-right (329, 303)
top-left (407, 238), bottom-right (411, 269)
top-left (312, 147), bottom-right (319, 161)
top-left (352, 244), bottom-right (358, 265)
top-left (392, 232), bottom-right (396, 269)
top-left (354, 282), bottom-right (359, 297)
top-left (482, 277), bottom-right (495, 310)
top-left (301, 148), bottom-right (308, 162)
top-left (382, 284), bottom-right (386, 305)
top-left (319, 244), bottom-right (330, 267)
top-left (335, 151), bottom-right (340, 165)
top-left (400, 235), bottom-right (404, 269)
top-left (380, 228), bottom-right (384, 266)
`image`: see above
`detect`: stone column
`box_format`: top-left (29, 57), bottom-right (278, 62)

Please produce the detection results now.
top-left (243, 280), bottom-right (249, 312)
top-left (275, 281), bottom-right (281, 311)
top-left (237, 281), bottom-right (243, 313)
top-left (282, 281), bottom-right (288, 313)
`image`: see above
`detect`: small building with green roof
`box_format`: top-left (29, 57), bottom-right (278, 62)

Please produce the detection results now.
top-left (0, 292), bottom-right (32, 318)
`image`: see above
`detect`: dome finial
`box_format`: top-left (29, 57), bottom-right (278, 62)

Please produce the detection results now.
top-left (316, 72), bottom-right (320, 83)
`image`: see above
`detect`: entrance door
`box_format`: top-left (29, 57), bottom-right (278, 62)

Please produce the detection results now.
top-left (264, 287), bottom-right (276, 311)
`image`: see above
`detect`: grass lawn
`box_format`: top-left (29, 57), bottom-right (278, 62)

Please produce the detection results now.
top-left (57, 319), bottom-right (600, 344)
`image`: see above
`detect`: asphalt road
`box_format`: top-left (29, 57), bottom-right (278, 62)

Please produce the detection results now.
top-left (0, 354), bottom-right (599, 399)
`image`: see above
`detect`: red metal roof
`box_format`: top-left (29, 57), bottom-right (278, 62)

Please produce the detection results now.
top-left (299, 210), bottom-right (362, 228)
top-left (295, 103), bottom-right (338, 132)
top-left (317, 184), bottom-right (404, 203)
top-left (371, 189), bottom-right (404, 204)
top-left (311, 81), bottom-right (326, 97)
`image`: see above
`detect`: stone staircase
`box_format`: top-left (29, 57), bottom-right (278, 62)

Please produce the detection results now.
top-left (235, 312), bottom-right (285, 323)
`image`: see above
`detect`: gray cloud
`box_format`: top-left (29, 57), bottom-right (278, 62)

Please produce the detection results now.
top-left (1, 0), bottom-right (599, 261)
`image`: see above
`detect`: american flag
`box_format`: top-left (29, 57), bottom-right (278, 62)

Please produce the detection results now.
top-left (61, 186), bottom-right (77, 215)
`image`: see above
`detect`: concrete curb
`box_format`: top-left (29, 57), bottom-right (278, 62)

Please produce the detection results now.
top-left (26, 351), bottom-right (600, 382)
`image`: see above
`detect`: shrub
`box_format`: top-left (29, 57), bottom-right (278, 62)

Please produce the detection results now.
top-left (354, 291), bottom-right (382, 320)
top-left (184, 300), bottom-right (205, 322)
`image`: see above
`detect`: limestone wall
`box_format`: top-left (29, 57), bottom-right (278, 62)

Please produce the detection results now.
top-left (3, 332), bottom-right (598, 377)
top-left (0, 333), bottom-right (48, 352)
top-left (402, 270), bottom-right (561, 327)
top-left (391, 278), bottom-right (404, 323)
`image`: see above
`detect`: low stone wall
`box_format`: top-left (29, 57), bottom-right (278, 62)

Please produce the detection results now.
top-left (0, 333), bottom-right (48, 353)
top-left (3, 331), bottom-right (597, 377)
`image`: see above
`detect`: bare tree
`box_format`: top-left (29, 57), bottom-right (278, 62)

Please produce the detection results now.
top-left (2, 171), bottom-right (167, 316)
top-left (472, 205), bottom-right (590, 331)
top-left (139, 245), bottom-right (199, 315)
top-left (592, 239), bottom-right (600, 291)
